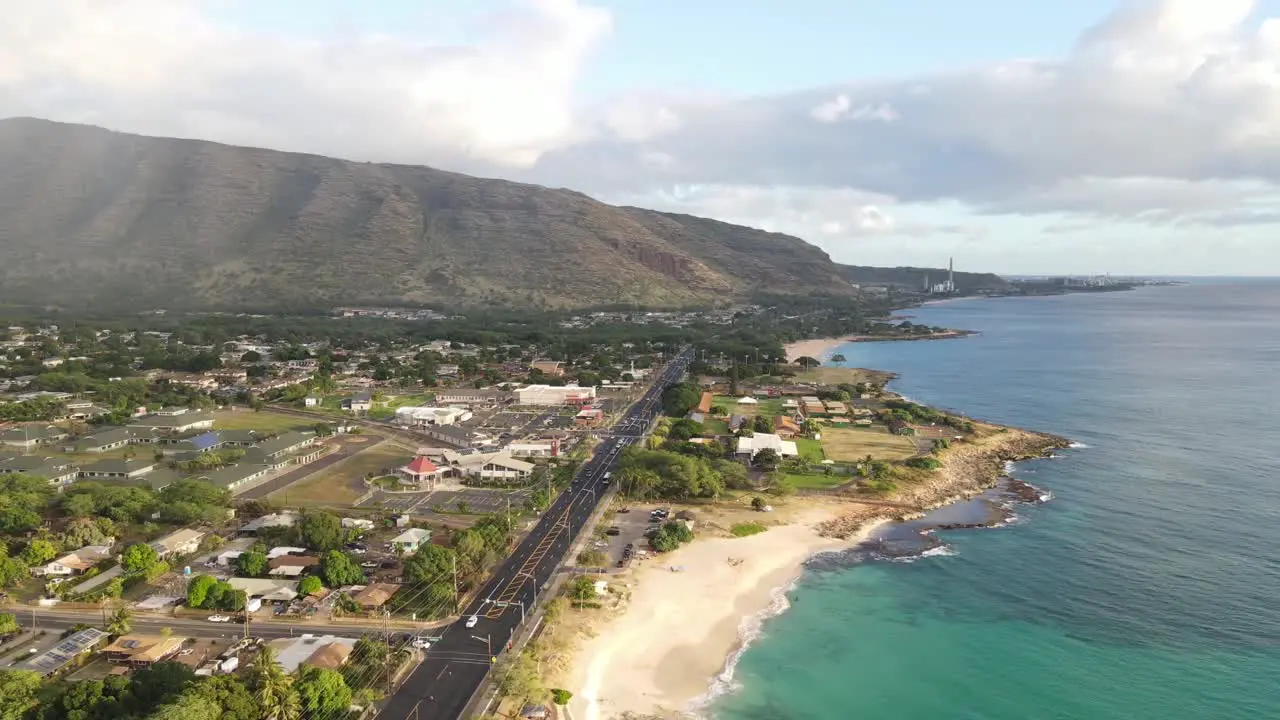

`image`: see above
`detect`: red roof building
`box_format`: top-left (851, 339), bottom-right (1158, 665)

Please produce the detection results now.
top-left (399, 455), bottom-right (444, 490)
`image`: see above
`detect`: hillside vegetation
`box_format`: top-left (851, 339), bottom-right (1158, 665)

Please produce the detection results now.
top-left (0, 118), bottom-right (856, 312)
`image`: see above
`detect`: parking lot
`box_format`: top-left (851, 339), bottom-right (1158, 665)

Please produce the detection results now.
top-left (597, 504), bottom-right (670, 570)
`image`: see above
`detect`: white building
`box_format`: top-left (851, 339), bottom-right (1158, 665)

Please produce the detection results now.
top-left (505, 441), bottom-right (560, 458)
top-left (441, 450), bottom-right (534, 481)
top-left (735, 433), bottom-right (798, 459)
top-left (515, 384), bottom-right (596, 406)
top-left (391, 528), bottom-right (432, 555)
top-left (393, 406), bottom-right (472, 428)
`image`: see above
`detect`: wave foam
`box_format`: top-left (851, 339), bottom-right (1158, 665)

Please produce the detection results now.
top-left (888, 544), bottom-right (957, 563)
top-left (687, 575), bottom-right (800, 715)
top-left (1068, 441), bottom-right (1090, 449)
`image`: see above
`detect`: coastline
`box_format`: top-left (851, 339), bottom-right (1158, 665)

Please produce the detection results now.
top-left (782, 330), bottom-right (973, 362)
top-left (561, 416), bottom-right (1067, 720)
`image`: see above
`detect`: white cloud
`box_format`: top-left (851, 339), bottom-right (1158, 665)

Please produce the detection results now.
top-left (0, 0), bottom-right (611, 167)
top-left (6, 0), bottom-right (1280, 271)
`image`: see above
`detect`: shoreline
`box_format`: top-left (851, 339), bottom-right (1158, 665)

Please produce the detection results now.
top-left (783, 330), bottom-right (973, 362)
top-left (563, 420), bottom-right (1067, 720)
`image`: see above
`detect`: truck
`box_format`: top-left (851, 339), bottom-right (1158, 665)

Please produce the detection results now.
top-left (245, 597), bottom-right (262, 613)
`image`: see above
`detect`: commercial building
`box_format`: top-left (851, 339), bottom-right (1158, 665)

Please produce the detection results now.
top-left (515, 385), bottom-right (596, 406)
top-left (735, 432), bottom-right (799, 459)
top-left (393, 406), bottom-right (472, 428)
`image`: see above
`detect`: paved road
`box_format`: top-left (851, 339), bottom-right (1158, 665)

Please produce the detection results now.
top-left (237, 435), bottom-right (375, 500)
top-left (377, 348), bottom-right (693, 720)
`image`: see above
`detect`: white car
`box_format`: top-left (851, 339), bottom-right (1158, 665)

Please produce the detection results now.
top-left (412, 638), bottom-right (432, 649)
top-left (207, 615), bottom-right (231, 623)
top-left (465, 615), bottom-right (479, 628)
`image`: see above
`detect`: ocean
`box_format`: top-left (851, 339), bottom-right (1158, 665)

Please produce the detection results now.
top-left (708, 280), bottom-right (1280, 720)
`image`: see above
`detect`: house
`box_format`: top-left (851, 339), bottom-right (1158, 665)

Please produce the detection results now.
top-left (416, 424), bottom-right (484, 448)
top-left (158, 430), bottom-right (224, 456)
top-left (0, 455), bottom-right (78, 487)
top-left (303, 396), bottom-right (321, 407)
top-left (515, 385), bottom-right (596, 406)
top-left (226, 577), bottom-right (299, 602)
top-left (32, 541), bottom-right (115, 577)
top-left (343, 391), bottom-right (373, 413)
top-left (735, 433), bottom-right (799, 459)
top-left (268, 555), bottom-right (321, 576)
top-left (78, 458), bottom-right (157, 480)
top-left (391, 528), bottom-right (431, 555)
top-left (398, 456), bottom-right (445, 490)
top-left (63, 426), bottom-right (140, 453)
top-left (149, 529), bottom-right (206, 558)
top-left (352, 582), bottom-right (401, 610)
top-left (63, 401), bottom-right (109, 421)
top-left (128, 411), bottom-right (215, 434)
top-left (194, 464), bottom-right (270, 492)
top-left (434, 389), bottom-right (508, 406)
top-left (218, 429), bottom-right (263, 447)
top-left (774, 416), bottom-right (801, 439)
top-left (823, 401), bottom-right (849, 416)
top-left (441, 450), bottom-right (534, 481)
top-left (251, 431), bottom-right (316, 462)
top-left (393, 406), bottom-right (471, 428)
top-left (528, 360), bottom-right (565, 377)
top-left (101, 635), bottom-right (186, 666)
top-left (266, 635), bottom-right (357, 673)
top-left (16, 628), bottom-right (108, 676)
top-left (574, 408), bottom-right (604, 425)
top-left (0, 424), bottom-right (67, 449)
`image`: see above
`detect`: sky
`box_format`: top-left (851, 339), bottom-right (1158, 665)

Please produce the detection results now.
top-left (4, 0), bottom-right (1280, 276)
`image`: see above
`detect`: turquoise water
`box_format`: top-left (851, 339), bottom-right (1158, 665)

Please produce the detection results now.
top-left (711, 281), bottom-right (1280, 720)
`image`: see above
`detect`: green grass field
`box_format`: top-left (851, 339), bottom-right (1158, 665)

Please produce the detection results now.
top-left (213, 409), bottom-right (312, 433)
top-left (269, 441), bottom-right (414, 507)
top-left (702, 418), bottom-right (730, 435)
top-left (713, 395), bottom-right (785, 418)
top-left (794, 437), bottom-right (826, 462)
top-left (820, 426), bottom-right (918, 462)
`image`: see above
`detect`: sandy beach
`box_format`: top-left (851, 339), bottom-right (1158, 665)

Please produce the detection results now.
top-left (782, 336), bottom-right (848, 362)
top-left (568, 507), bottom-right (885, 720)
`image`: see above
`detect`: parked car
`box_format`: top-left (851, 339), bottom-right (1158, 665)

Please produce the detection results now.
top-left (207, 615), bottom-right (231, 623)
top-left (465, 615), bottom-right (479, 628)
top-left (412, 637), bottom-right (432, 649)
top-left (361, 561), bottom-right (379, 568)
top-left (605, 527), bottom-right (621, 536)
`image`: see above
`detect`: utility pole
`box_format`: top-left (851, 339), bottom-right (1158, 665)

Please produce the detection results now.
top-left (383, 609), bottom-right (393, 694)
top-left (452, 554), bottom-right (459, 615)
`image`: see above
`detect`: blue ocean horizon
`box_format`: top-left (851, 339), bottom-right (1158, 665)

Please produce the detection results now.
top-left (709, 281), bottom-right (1280, 720)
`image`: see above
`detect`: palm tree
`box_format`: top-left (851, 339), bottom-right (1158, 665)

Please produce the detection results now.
top-left (107, 606), bottom-right (132, 636)
top-left (248, 646), bottom-right (301, 720)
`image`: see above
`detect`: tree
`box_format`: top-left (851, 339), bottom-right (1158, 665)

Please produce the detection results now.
top-left (236, 551), bottom-right (268, 578)
top-left (121, 542), bottom-right (160, 574)
top-left (829, 353), bottom-right (847, 362)
top-left (568, 575), bottom-right (597, 603)
top-left (107, 606), bottom-right (132, 636)
top-left (794, 356), bottom-right (821, 368)
top-left (715, 460), bottom-right (750, 490)
top-left (551, 688), bottom-right (574, 705)
top-left (320, 550), bottom-right (364, 587)
top-left (751, 415), bottom-right (775, 434)
top-left (240, 351), bottom-right (262, 363)
top-left (295, 666), bottom-right (352, 717)
top-left (660, 381), bottom-right (701, 417)
top-left (186, 574), bottom-right (218, 609)
top-left (751, 496), bottom-right (767, 511)
top-left (131, 661), bottom-right (196, 708)
top-left (246, 647), bottom-right (300, 720)
top-left (20, 538), bottom-right (57, 566)
top-left (0, 612), bottom-right (19, 636)
top-left (188, 675), bottom-right (259, 720)
top-left (0, 670), bottom-right (41, 720)
top-left (494, 651), bottom-right (543, 702)
top-left (62, 492), bottom-right (97, 517)
top-left (144, 694), bottom-right (221, 720)
top-left (299, 510), bottom-right (343, 552)
top-left (753, 448), bottom-right (780, 471)
top-left (298, 576), bottom-right (323, 597)
top-left (0, 547), bottom-right (29, 590)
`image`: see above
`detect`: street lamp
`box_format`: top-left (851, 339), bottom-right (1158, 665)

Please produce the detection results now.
top-left (472, 633), bottom-right (492, 656)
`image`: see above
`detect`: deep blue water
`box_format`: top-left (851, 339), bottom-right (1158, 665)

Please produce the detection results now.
top-left (711, 281), bottom-right (1280, 720)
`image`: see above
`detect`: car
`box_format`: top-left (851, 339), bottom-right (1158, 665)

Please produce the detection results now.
top-left (412, 637), bottom-right (432, 649)
top-left (465, 615), bottom-right (479, 628)
top-left (605, 527), bottom-right (621, 536)
top-left (360, 561), bottom-right (378, 568)
top-left (179, 649), bottom-right (193, 656)
top-left (207, 615), bottom-right (231, 623)
top-left (615, 507), bottom-right (631, 514)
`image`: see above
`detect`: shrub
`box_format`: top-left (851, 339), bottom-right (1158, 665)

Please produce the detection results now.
top-left (551, 689), bottom-right (573, 705)
top-left (904, 456), bottom-right (943, 470)
top-left (730, 522), bottom-right (767, 538)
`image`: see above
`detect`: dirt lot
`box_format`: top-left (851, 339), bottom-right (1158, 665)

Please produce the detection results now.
top-left (820, 426), bottom-right (919, 461)
top-left (269, 440), bottom-right (414, 506)
top-left (794, 367), bottom-right (894, 386)
top-left (213, 408), bottom-right (314, 433)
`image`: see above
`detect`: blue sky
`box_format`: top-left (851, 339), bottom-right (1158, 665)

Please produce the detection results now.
top-left (6, 0), bottom-right (1280, 276)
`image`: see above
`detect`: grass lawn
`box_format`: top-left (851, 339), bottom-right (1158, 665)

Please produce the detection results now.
top-left (783, 471), bottom-right (851, 490)
top-left (702, 418), bottom-right (730, 436)
top-left (269, 442), bottom-right (414, 507)
top-left (730, 522), bottom-right (768, 537)
top-left (794, 367), bottom-right (894, 386)
top-left (820, 426), bottom-right (918, 462)
top-left (794, 437), bottom-right (826, 462)
top-left (713, 395), bottom-right (785, 418)
top-left (213, 409), bottom-right (311, 433)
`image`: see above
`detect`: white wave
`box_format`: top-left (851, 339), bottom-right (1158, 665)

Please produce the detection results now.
top-left (1002, 460), bottom-right (1016, 474)
top-left (687, 575), bottom-right (800, 715)
top-left (1039, 491), bottom-right (1054, 502)
top-left (889, 544), bottom-right (957, 563)
top-left (1068, 441), bottom-right (1090, 449)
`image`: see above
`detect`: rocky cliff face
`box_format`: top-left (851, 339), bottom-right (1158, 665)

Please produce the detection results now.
top-left (0, 118), bottom-right (854, 311)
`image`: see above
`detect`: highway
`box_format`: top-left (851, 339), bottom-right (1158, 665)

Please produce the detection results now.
top-left (377, 348), bottom-right (692, 720)
top-left (17, 609), bottom-right (356, 641)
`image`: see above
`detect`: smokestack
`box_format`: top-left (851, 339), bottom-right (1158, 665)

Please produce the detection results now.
top-left (949, 257), bottom-right (954, 288)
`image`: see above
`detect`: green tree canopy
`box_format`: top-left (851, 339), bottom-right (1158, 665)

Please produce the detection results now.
top-left (297, 576), bottom-right (323, 597)
top-left (121, 542), bottom-right (160, 574)
top-left (299, 510), bottom-right (343, 552)
top-left (295, 666), bottom-right (352, 717)
top-left (235, 551), bottom-right (268, 578)
top-left (320, 551), bottom-right (364, 587)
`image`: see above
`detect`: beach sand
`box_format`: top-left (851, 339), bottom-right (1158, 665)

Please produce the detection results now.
top-left (568, 508), bottom-right (886, 720)
top-left (782, 337), bottom-right (848, 363)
